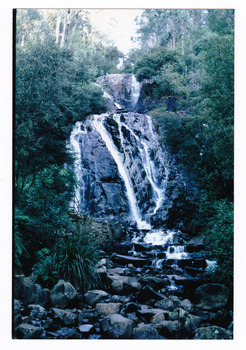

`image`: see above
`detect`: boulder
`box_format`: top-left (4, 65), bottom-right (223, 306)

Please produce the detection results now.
top-left (194, 326), bottom-right (232, 339)
top-left (50, 280), bottom-right (77, 309)
top-left (180, 299), bottom-right (194, 312)
top-left (84, 289), bottom-right (109, 306)
top-left (51, 308), bottom-right (77, 326)
top-left (155, 295), bottom-right (181, 311)
top-left (100, 313), bottom-right (135, 339)
top-left (155, 320), bottom-right (179, 339)
top-left (193, 283), bottom-right (231, 310)
top-left (187, 235), bottom-right (204, 246)
top-left (133, 324), bottom-right (160, 339)
top-left (138, 276), bottom-right (168, 290)
top-left (111, 253), bottom-right (149, 267)
top-left (14, 275), bottom-right (48, 307)
top-left (15, 323), bottom-right (43, 339)
top-left (136, 286), bottom-right (166, 303)
top-left (108, 274), bottom-right (142, 294)
top-left (27, 304), bottom-right (46, 318)
top-left (95, 303), bottom-right (121, 316)
top-left (78, 324), bottom-right (94, 336)
top-left (183, 314), bottom-right (201, 332)
top-left (136, 308), bottom-right (167, 323)
top-left (13, 299), bottom-right (23, 314)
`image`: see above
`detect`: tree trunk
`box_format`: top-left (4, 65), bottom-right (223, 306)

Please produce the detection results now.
top-left (55, 9), bottom-right (62, 44)
top-left (60, 9), bottom-right (71, 48)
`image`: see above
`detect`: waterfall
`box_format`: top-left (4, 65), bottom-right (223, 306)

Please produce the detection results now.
top-left (166, 245), bottom-right (188, 259)
top-left (92, 114), bottom-right (151, 230)
top-left (69, 121), bottom-right (86, 211)
top-left (69, 74), bottom-right (173, 235)
top-left (113, 114), bottom-right (168, 215)
top-left (131, 75), bottom-right (141, 107)
top-left (69, 110), bottom-right (171, 232)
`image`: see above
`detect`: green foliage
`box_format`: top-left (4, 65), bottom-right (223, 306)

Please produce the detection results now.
top-left (32, 222), bottom-right (102, 292)
top-left (14, 36), bottom-right (108, 274)
top-left (200, 197), bottom-right (233, 286)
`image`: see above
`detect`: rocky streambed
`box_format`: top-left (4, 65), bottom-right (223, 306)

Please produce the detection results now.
top-left (13, 233), bottom-right (233, 340)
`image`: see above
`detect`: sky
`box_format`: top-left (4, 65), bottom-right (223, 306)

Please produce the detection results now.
top-left (88, 9), bottom-right (143, 54)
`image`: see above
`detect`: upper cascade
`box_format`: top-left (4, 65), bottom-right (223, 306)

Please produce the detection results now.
top-left (96, 73), bottom-right (142, 111)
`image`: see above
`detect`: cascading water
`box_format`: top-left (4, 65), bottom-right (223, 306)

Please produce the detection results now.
top-left (69, 121), bottom-right (86, 211)
top-left (69, 73), bottom-right (190, 263)
top-left (92, 114), bottom-right (151, 230)
top-left (114, 114), bottom-right (168, 215)
top-left (131, 75), bottom-right (141, 107)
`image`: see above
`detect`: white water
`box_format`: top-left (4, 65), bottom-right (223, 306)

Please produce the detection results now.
top-left (166, 245), bottom-right (188, 259)
top-left (131, 75), bottom-right (141, 107)
top-left (103, 90), bottom-right (122, 109)
top-left (93, 82), bottom-right (122, 109)
top-left (206, 259), bottom-right (218, 272)
top-left (69, 121), bottom-right (86, 211)
top-left (92, 114), bottom-right (151, 230)
top-left (143, 229), bottom-right (176, 246)
top-left (114, 115), bottom-right (167, 215)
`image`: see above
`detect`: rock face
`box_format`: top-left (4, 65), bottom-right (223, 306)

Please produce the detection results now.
top-left (70, 112), bottom-right (172, 226)
top-left (96, 74), bottom-right (141, 111)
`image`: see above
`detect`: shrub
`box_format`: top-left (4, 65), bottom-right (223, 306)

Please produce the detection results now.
top-left (32, 221), bottom-right (102, 292)
top-left (200, 197), bottom-right (233, 286)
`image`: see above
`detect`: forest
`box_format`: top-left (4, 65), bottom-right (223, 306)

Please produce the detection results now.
top-left (13, 9), bottom-right (234, 340)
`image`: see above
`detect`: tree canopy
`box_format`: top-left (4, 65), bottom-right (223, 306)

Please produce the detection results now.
top-left (131, 9), bottom-right (234, 284)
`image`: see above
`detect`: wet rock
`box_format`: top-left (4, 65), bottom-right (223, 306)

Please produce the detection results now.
top-left (14, 275), bottom-right (48, 307)
top-left (136, 308), bottom-right (167, 323)
top-left (124, 302), bottom-right (139, 313)
top-left (183, 313), bottom-right (201, 332)
top-left (194, 326), bottom-right (232, 339)
top-left (78, 324), bottom-right (94, 337)
top-left (14, 299), bottom-right (23, 314)
top-left (84, 290), bottom-right (109, 307)
top-left (100, 313), bottom-right (135, 339)
top-left (210, 309), bottom-right (233, 328)
top-left (138, 276), bottom-right (168, 290)
top-left (187, 235), bottom-right (204, 246)
top-left (15, 323), bottom-right (43, 339)
top-left (112, 242), bottom-right (134, 255)
top-left (180, 298), bottom-right (194, 312)
top-left (111, 253), bottom-right (149, 267)
top-left (155, 320), bottom-right (179, 339)
top-left (108, 267), bottom-right (125, 275)
top-left (167, 309), bottom-right (179, 321)
top-left (95, 303), bottom-right (121, 316)
top-left (51, 308), bottom-right (77, 326)
top-left (151, 311), bottom-right (168, 323)
top-left (27, 304), bottom-right (46, 318)
top-left (136, 286), bottom-right (166, 303)
top-left (50, 280), bottom-right (77, 309)
top-left (108, 274), bottom-right (142, 294)
top-left (55, 327), bottom-right (77, 339)
top-left (133, 324), bottom-right (160, 339)
top-left (155, 295), bottom-right (181, 311)
top-left (193, 283), bottom-right (231, 310)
